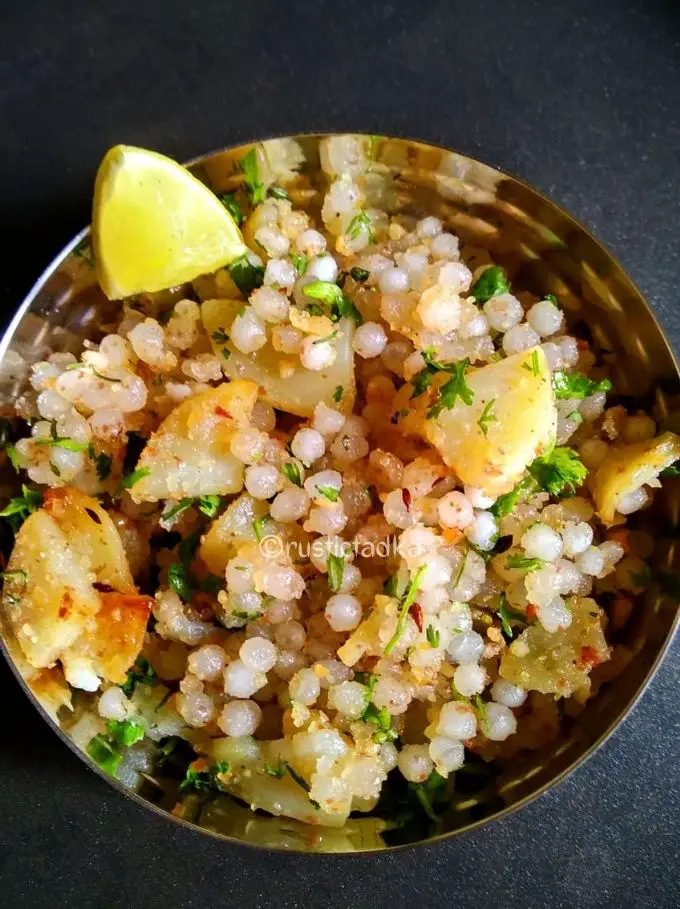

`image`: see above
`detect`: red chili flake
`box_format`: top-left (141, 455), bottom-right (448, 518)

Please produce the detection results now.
top-left (401, 488), bottom-right (412, 511)
top-left (214, 406), bottom-right (233, 419)
top-left (576, 340), bottom-right (589, 351)
top-left (409, 602), bottom-right (423, 632)
top-left (58, 591), bottom-right (73, 619)
top-left (578, 644), bottom-right (602, 668)
top-left (526, 604), bottom-right (537, 622)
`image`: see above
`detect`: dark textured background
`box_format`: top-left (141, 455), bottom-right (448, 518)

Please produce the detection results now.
top-left (1, 1), bottom-right (679, 906)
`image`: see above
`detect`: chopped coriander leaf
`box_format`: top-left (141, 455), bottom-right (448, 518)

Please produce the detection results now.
top-left (302, 280), bottom-right (363, 325)
top-left (355, 671), bottom-right (379, 694)
top-left (121, 656), bottom-right (156, 697)
top-left (661, 460), bottom-right (680, 478)
top-left (6, 444), bottom-right (21, 471)
top-left (528, 446), bottom-right (587, 496)
top-left (106, 719), bottom-right (145, 747)
top-left (313, 330), bottom-right (339, 345)
top-left (384, 564), bottom-right (426, 655)
top-left (161, 499), bottom-right (194, 522)
top-left (252, 515), bottom-right (271, 542)
top-left (228, 254), bottom-right (265, 296)
top-left (327, 552), bottom-right (345, 592)
top-left (567, 410), bottom-right (584, 424)
top-left (317, 484), bottom-right (340, 502)
top-left (366, 134), bottom-right (383, 162)
top-left (474, 695), bottom-right (488, 727)
top-left (264, 759), bottom-right (287, 778)
top-left (94, 451), bottom-right (113, 481)
top-left (199, 573), bottom-right (224, 595)
top-left (522, 350), bottom-right (540, 376)
top-left (477, 399), bottom-right (497, 437)
top-left (506, 554), bottom-right (544, 571)
top-left (426, 625), bottom-right (440, 648)
top-left (410, 367), bottom-right (435, 399)
top-left (211, 327), bottom-right (229, 344)
top-left (497, 594), bottom-right (528, 639)
top-left (0, 485), bottom-right (42, 531)
top-left (240, 148), bottom-right (265, 204)
top-left (350, 266), bottom-right (369, 282)
top-left (286, 764), bottom-right (320, 809)
top-left (34, 436), bottom-right (91, 452)
top-left (333, 385), bottom-right (344, 403)
top-left (180, 760), bottom-right (230, 793)
top-left (218, 192), bottom-right (244, 224)
top-left (470, 265), bottom-right (510, 303)
top-left (116, 467), bottom-right (151, 496)
top-left (168, 562), bottom-right (192, 601)
top-left (178, 530), bottom-right (201, 566)
top-left (198, 495), bottom-right (222, 518)
top-left (87, 734), bottom-right (122, 776)
top-left (290, 252), bottom-right (307, 276)
top-left (346, 210), bottom-right (375, 243)
top-left (427, 358), bottom-right (474, 419)
top-left (280, 461), bottom-right (303, 487)
top-left (545, 293), bottom-right (561, 309)
top-left (267, 186), bottom-right (290, 200)
top-left (307, 303), bottom-right (325, 317)
top-left (490, 475), bottom-right (537, 519)
top-left (552, 371), bottom-right (612, 399)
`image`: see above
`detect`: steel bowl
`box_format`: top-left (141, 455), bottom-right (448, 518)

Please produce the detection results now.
top-left (1, 134), bottom-right (679, 854)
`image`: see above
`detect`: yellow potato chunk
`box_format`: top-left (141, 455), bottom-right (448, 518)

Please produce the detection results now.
top-left (500, 598), bottom-right (610, 697)
top-left (130, 380), bottom-right (257, 502)
top-left (201, 298), bottom-right (355, 417)
top-left (590, 431), bottom-right (680, 526)
top-left (199, 493), bottom-right (268, 575)
top-left (425, 347), bottom-right (556, 497)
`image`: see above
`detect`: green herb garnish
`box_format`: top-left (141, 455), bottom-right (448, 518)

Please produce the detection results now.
top-left (168, 562), bottom-right (192, 601)
top-left (333, 385), bottom-right (344, 403)
top-left (228, 253), bottom-right (265, 296)
top-left (427, 358), bottom-right (474, 419)
top-left (327, 552), bottom-right (345, 592)
top-left (87, 734), bottom-right (122, 776)
top-left (522, 350), bottom-right (540, 377)
top-left (264, 759), bottom-right (287, 779)
top-left (94, 451), bottom-right (113, 481)
top-left (470, 265), bottom-right (510, 303)
top-left (545, 293), bottom-right (560, 309)
top-left (106, 719), bottom-right (145, 747)
top-left (552, 371), bottom-right (612, 399)
top-left (116, 466), bottom-right (151, 496)
top-left (280, 461), bottom-right (303, 487)
top-left (290, 252), bottom-right (307, 276)
top-left (384, 565), bottom-right (426, 656)
top-left (252, 515), bottom-right (272, 542)
top-left (0, 485), bottom-right (42, 531)
top-left (219, 192), bottom-right (244, 224)
top-left (346, 210), bottom-right (375, 243)
top-left (505, 554), bottom-right (544, 571)
top-left (303, 280), bottom-right (363, 325)
top-left (497, 594), bottom-right (528, 639)
top-left (240, 148), bottom-right (265, 204)
top-left (286, 764), bottom-right (320, 809)
top-left (350, 266), bottom-right (369, 282)
top-left (180, 760), bottom-right (230, 793)
top-left (426, 625), bottom-right (440, 648)
top-left (528, 446), bottom-right (587, 496)
top-left (121, 656), bottom-right (156, 697)
top-left (317, 484), bottom-right (340, 502)
top-left (211, 327), bottom-right (229, 345)
top-left (33, 436), bottom-right (91, 452)
top-left (477, 399), bottom-right (497, 437)
top-left (267, 186), bottom-right (290, 200)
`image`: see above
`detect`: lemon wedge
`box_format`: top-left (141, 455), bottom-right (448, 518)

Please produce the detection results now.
top-left (92, 144), bottom-right (247, 299)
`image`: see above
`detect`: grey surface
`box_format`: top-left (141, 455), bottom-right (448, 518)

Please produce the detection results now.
top-left (0, 0), bottom-right (679, 906)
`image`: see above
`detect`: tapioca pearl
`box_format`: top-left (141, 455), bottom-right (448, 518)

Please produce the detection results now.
top-left (330, 431), bottom-right (369, 462)
top-left (416, 285), bottom-right (462, 333)
top-left (622, 414), bottom-right (656, 444)
top-left (272, 323), bottom-right (304, 354)
top-left (554, 558), bottom-right (584, 595)
top-left (431, 233), bottom-right (462, 262)
top-left (273, 648), bottom-right (307, 681)
top-left (295, 228), bottom-right (327, 257)
top-left (437, 701), bottom-right (477, 739)
top-left (254, 226), bottom-right (290, 257)
top-left (372, 676), bottom-right (412, 715)
top-left (245, 620), bottom-right (275, 642)
top-left (291, 428), bottom-right (325, 465)
top-left (527, 299), bottom-right (564, 337)
top-left (98, 687), bottom-right (135, 721)
top-left (453, 663), bottom-right (487, 697)
top-left (460, 310), bottom-right (489, 339)
top-left (463, 485), bottom-right (496, 510)
top-left (224, 659), bottom-right (266, 698)
top-left (537, 596), bottom-right (572, 632)
top-left (438, 491), bottom-right (474, 530)
top-left (379, 741), bottom-right (399, 771)
top-left (580, 392), bottom-right (607, 422)
top-left (240, 636), bottom-right (278, 672)
top-left (264, 257), bottom-right (297, 290)
top-left (598, 541), bottom-right (624, 575)
top-left (465, 510), bottom-right (498, 551)
top-left (50, 446), bottom-right (85, 479)
top-left (327, 680), bottom-right (368, 719)
top-left (313, 659), bottom-right (353, 689)
top-left (259, 565), bottom-right (305, 600)
top-left (378, 266), bottom-right (409, 294)
top-left (324, 594), bottom-right (362, 632)
top-left (482, 702), bottom-right (517, 741)
top-left (270, 487), bottom-right (310, 522)
top-left (491, 678), bottom-right (527, 708)
top-left (419, 586), bottom-right (450, 615)
top-left (502, 324), bottom-right (541, 356)
top-left (429, 736), bottom-right (465, 774)
top-left (383, 488), bottom-right (418, 530)
top-left (483, 293), bottom-right (524, 332)
top-left (304, 469), bottom-right (343, 502)
top-left (447, 630), bottom-right (484, 664)
top-left (397, 744), bottom-right (434, 783)
top-left (274, 620), bottom-right (306, 651)
top-left (381, 339), bottom-right (413, 377)
top-left (305, 503), bottom-right (348, 535)
top-left (419, 554), bottom-right (453, 591)
top-left (230, 307), bottom-right (267, 353)
top-left (397, 524), bottom-right (440, 567)
top-left (245, 463), bottom-right (282, 500)
top-left (265, 599), bottom-right (295, 625)
top-left (579, 438), bottom-right (609, 469)
top-left (36, 388), bottom-right (72, 421)
top-left (300, 337), bottom-right (337, 371)
top-left (218, 699), bottom-right (262, 736)
top-left (289, 668), bottom-right (321, 706)
top-left (575, 546), bottom-right (605, 576)
top-left (353, 322), bottom-right (388, 358)
top-left (416, 216), bottom-right (443, 238)
top-left (306, 254), bottom-right (339, 283)
top-left (521, 523), bottom-right (564, 561)
top-left (561, 521), bottom-right (594, 557)
top-left (541, 341), bottom-right (563, 370)
top-left (230, 427), bottom-right (267, 465)
top-left (336, 563), bottom-right (361, 593)
top-left (178, 691), bottom-right (216, 727)
top-left (312, 401), bottom-right (346, 436)
top-left (250, 287), bottom-right (290, 324)
top-left (225, 558), bottom-right (254, 594)
top-left (557, 336), bottom-right (579, 367)
top-left (616, 486), bottom-right (650, 516)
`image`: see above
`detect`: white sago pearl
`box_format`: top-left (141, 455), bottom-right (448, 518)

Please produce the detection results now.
top-left (51, 446), bottom-right (84, 478)
top-left (502, 323), bottom-right (541, 355)
top-left (429, 737), bottom-right (465, 774)
top-left (254, 226), bottom-right (290, 257)
top-left (289, 668), bottom-right (321, 706)
top-left (265, 599), bottom-right (295, 625)
top-left (230, 427), bottom-right (266, 465)
top-left (438, 491), bottom-right (474, 529)
top-left (330, 431), bottom-right (369, 462)
top-left (419, 586), bottom-right (449, 616)
top-left (537, 596), bottom-right (572, 632)
top-left (231, 307), bottom-right (267, 353)
top-left (245, 620), bottom-right (274, 642)
top-left (37, 388), bottom-right (72, 420)
top-left (270, 487), bottom-right (310, 522)
top-left (250, 287), bottom-right (290, 324)
top-left (580, 392), bottom-right (607, 422)
top-left (291, 428), bottom-right (325, 465)
top-left (402, 250), bottom-right (429, 275)
top-left (416, 285), bottom-right (461, 333)
top-left (295, 228), bottom-right (327, 257)
top-left (188, 644), bottom-right (227, 682)
top-left (328, 680), bottom-right (368, 719)
top-left (312, 401), bottom-right (345, 436)
top-left (240, 637), bottom-right (278, 672)
top-left (542, 341), bottom-right (563, 370)
top-left (98, 687), bottom-right (134, 721)
top-left (419, 554), bottom-right (453, 591)
top-left (398, 524), bottom-right (440, 566)
top-left (304, 469), bottom-right (343, 502)
top-left (378, 266), bottom-right (409, 294)
top-left (337, 563), bottom-right (361, 593)
top-left (465, 511), bottom-right (498, 551)
top-left (447, 630), bottom-right (485, 664)
top-left (306, 254), bottom-right (339, 283)
top-left (230, 591), bottom-right (263, 617)
top-left (431, 233), bottom-right (461, 261)
top-left (245, 464), bottom-right (281, 499)
top-left (491, 678), bottom-right (527, 708)
top-left (224, 659), bottom-right (266, 698)
top-left (482, 702), bottom-right (517, 741)
top-left (527, 299), bottom-right (564, 337)
top-left (264, 257), bottom-right (297, 290)
top-left (464, 485), bottom-right (496, 510)
top-left (178, 691), bottom-right (216, 727)
top-left (575, 546), bottom-right (605, 576)
top-left (314, 659), bottom-right (353, 689)
top-left (439, 262), bottom-right (472, 296)
top-left (558, 336), bottom-right (579, 366)
top-left (300, 337), bottom-right (337, 371)
top-left (437, 701), bottom-right (477, 739)
top-left (353, 322), bottom-right (388, 358)
top-left (272, 323), bottom-right (303, 354)
top-left (379, 741), bottom-right (399, 771)
top-left (521, 523), bottom-right (564, 561)
top-left (274, 649), bottom-right (306, 681)
top-left (579, 438), bottom-right (609, 469)
top-left (554, 559), bottom-right (583, 594)
top-left (483, 293), bottom-right (523, 332)
top-left (274, 620), bottom-right (306, 651)
top-left (381, 339), bottom-right (412, 376)
top-left (453, 663), bottom-right (487, 697)
top-left (310, 535), bottom-right (348, 573)
top-left (416, 215), bottom-right (442, 238)
top-left (306, 503), bottom-right (347, 535)
top-left (398, 745), bottom-right (434, 783)
top-left (372, 676), bottom-right (412, 715)
top-left (219, 700), bottom-right (262, 737)
top-left (599, 540), bottom-right (624, 574)
top-left (561, 521), bottom-right (594, 557)
top-left (622, 414), bottom-right (656, 444)
top-left (525, 566), bottom-right (559, 607)
top-left (261, 565), bottom-right (305, 601)
top-left (383, 488), bottom-right (417, 529)
top-left (616, 486), bottom-right (650, 515)
top-left (325, 594), bottom-right (362, 631)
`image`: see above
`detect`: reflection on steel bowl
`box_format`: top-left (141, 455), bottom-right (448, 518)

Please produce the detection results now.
top-left (0, 134), bottom-right (679, 854)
